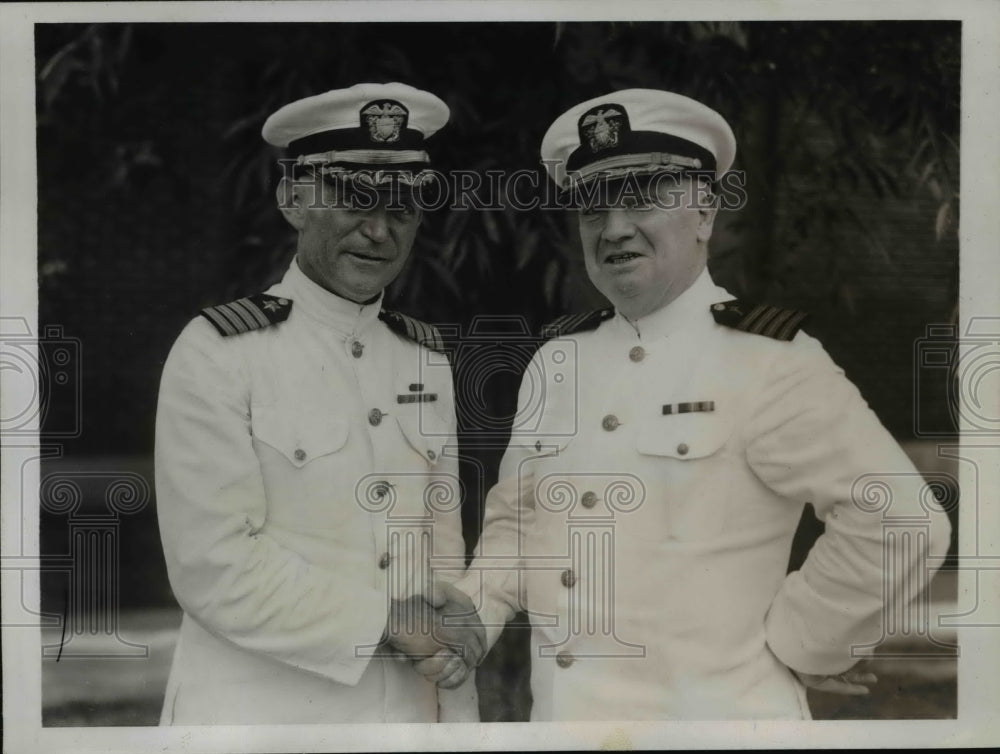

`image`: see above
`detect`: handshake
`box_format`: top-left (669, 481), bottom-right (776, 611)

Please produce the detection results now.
top-left (381, 581), bottom-right (486, 689)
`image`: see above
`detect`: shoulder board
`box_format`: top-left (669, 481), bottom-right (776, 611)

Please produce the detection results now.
top-left (379, 310), bottom-right (446, 353)
top-left (200, 294), bottom-right (292, 337)
top-left (540, 308), bottom-right (614, 339)
top-left (710, 299), bottom-right (807, 342)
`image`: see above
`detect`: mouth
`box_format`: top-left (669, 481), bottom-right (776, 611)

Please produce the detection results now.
top-left (603, 252), bottom-right (644, 266)
top-left (346, 251), bottom-right (390, 263)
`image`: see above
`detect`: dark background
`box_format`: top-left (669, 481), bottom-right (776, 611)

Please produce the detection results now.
top-left (35, 21), bottom-right (960, 724)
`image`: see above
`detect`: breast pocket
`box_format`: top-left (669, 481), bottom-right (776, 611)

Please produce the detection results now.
top-left (394, 410), bottom-right (449, 468)
top-left (636, 410), bottom-right (736, 541)
top-left (250, 405), bottom-right (352, 529)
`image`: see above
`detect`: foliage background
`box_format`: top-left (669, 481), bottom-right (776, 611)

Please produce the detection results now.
top-left (35, 21), bottom-right (959, 723)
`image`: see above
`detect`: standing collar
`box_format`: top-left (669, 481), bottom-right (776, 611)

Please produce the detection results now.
top-left (612, 267), bottom-right (733, 341)
top-left (273, 256), bottom-right (384, 338)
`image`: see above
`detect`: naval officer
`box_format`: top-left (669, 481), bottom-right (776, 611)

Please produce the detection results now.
top-left (155, 82), bottom-right (482, 724)
top-left (452, 89), bottom-right (951, 719)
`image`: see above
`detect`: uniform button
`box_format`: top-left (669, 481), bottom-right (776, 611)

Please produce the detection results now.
top-left (368, 408), bottom-right (384, 426)
top-left (378, 552), bottom-right (391, 570)
top-left (426, 449), bottom-right (436, 460)
top-left (581, 491), bottom-right (598, 508)
top-left (556, 651), bottom-right (575, 668)
top-left (535, 441), bottom-right (542, 452)
top-left (677, 442), bottom-right (689, 456)
top-left (628, 346), bottom-right (645, 362)
top-left (351, 340), bottom-right (364, 358)
top-left (560, 569), bottom-right (577, 588)
top-left (293, 448), bottom-right (306, 461)
top-left (602, 414), bottom-right (620, 431)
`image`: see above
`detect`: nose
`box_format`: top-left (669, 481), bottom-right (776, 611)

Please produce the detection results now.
top-left (360, 208), bottom-right (389, 244)
top-left (600, 208), bottom-right (636, 243)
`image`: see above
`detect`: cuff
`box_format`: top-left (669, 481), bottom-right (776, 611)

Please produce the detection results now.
top-left (764, 573), bottom-right (860, 676)
top-left (453, 572), bottom-right (509, 652)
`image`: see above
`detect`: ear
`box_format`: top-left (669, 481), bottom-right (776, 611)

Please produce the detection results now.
top-left (276, 177), bottom-right (307, 231)
top-left (696, 203), bottom-right (718, 244)
top-left (692, 178), bottom-right (718, 244)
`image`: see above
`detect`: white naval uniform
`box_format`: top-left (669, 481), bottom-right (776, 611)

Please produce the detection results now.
top-left (457, 268), bottom-right (950, 721)
top-left (155, 258), bottom-right (477, 724)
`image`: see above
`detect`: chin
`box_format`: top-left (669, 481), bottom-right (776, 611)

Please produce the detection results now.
top-left (612, 293), bottom-right (659, 320)
top-left (607, 279), bottom-right (643, 302)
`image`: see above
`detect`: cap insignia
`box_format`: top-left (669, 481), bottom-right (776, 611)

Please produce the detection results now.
top-left (579, 104), bottom-right (629, 153)
top-left (361, 100), bottom-right (408, 143)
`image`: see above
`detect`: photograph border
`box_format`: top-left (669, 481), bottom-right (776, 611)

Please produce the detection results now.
top-left (3, 1), bottom-right (999, 751)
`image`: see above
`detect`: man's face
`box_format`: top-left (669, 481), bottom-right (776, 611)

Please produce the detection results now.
top-left (284, 178), bottom-right (421, 303)
top-left (577, 175), bottom-right (716, 321)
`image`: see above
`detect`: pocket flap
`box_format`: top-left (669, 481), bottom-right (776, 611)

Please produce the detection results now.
top-left (251, 406), bottom-right (349, 467)
top-left (636, 410), bottom-right (735, 460)
top-left (528, 433), bottom-right (573, 458)
top-left (395, 413), bottom-right (448, 466)
top-left (521, 404), bottom-right (577, 457)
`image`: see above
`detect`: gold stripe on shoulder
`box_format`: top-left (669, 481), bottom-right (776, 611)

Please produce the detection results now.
top-left (540, 308), bottom-right (613, 339)
top-left (379, 310), bottom-right (447, 353)
top-left (200, 294), bottom-right (292, 337)
top-left (711, 299), bottom-right (807, 342)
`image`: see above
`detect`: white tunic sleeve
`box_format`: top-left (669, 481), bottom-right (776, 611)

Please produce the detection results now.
top-left (454, 361), bottom-right (538, 652)
top-left (746, 334), bottom-right (952, 675)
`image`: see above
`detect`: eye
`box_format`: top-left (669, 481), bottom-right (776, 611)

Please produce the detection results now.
top-left (343, 190), bottom-right (375, 212)
top-left (622, 193), bottom-right (653, 211)
top-left (390, 199), bottom-right (418, 219)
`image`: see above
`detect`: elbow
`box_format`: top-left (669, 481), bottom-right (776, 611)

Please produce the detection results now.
top-left (166, 553), bottom-right (228, 624)
top-left (927, 504), bottom-right (954, 568)
top-left (165, 535), bottom-right (257, 631)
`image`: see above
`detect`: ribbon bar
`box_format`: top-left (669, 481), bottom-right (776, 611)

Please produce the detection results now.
top-left (662, 401), bottom-right (715, 415)
top-left (397, 393), bottom-right (438, 404)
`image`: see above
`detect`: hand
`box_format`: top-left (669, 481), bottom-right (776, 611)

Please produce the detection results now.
top-left (413, 649), bottom-right (472, 689)
top-left (383, 585), bottom-right (487, 666)
top-left (383, 594), bottom-right (447, 660)
top-left (793, 668), bottom-right (878, 696)
top-left (427, 580), bottom-right (487, 668)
